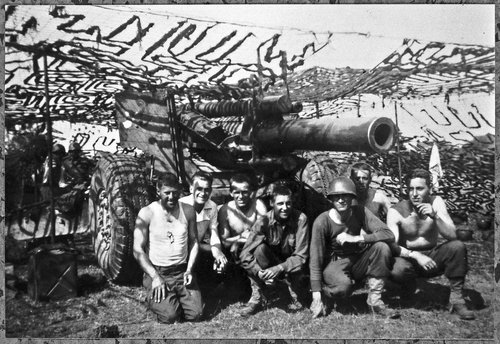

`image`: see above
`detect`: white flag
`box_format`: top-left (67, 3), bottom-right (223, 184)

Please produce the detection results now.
top-left (429, 143), bottom-right (443, 192)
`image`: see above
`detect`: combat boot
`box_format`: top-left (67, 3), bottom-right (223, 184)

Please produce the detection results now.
top-left (449, 277), bottom-right (475, 320)
top-left (449, 303), bottom-right (475, 320)
top-left (283, 277), bottom-right (303, 311)
top-left (367, 277), bottom-right (400, 319)
top-left (239, 277), bottom-right (265, 317)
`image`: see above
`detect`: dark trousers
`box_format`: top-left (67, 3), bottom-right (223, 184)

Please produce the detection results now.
top-left (390, 240), bottom-right (468, 304)
top-left (194, 249), bottom-right (224, 298)
top-left (252, 243), bottom-right (308, 300)
top-left (143, 264), bottom-right (203, 324)
top-left (322, 242), bottom-right (392, 298)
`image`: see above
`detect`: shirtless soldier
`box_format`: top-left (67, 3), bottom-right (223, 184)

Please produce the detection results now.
top-left (388, 168), bottom-right (475, 320)
top-left (218, 173), bottom-right (268, 316)
top-left (133, 173), bottom-right (203, 323)
top-left (350, 162), bottom-right (392, 221)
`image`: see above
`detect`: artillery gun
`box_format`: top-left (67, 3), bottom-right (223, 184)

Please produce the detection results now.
top-left (89, 88), bottom-right (397, 284)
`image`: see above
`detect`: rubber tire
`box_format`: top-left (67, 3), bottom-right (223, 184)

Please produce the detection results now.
top-left (299, 154), bottom-right (340, 196)
top-left (89, 154), bottom-right (153, 284)
top-left (296, 154), bottom-right (341, 221)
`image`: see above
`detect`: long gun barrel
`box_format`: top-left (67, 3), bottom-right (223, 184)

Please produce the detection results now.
top-left (252, 116), bottom-right (396, 154)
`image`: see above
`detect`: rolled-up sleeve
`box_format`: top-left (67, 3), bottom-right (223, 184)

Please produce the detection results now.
top-left (281, 212), bottom-right (309, 273)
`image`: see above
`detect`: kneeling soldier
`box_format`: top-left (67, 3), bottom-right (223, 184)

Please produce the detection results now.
top-left (133, 173), bottom-right (203, 324)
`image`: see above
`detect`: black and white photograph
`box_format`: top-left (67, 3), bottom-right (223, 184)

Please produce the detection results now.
top-left (3, 3), bottom-right (495, 340)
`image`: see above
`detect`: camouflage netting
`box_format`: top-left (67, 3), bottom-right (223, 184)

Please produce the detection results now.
top-left (5, 5), bottom-right (494, 218)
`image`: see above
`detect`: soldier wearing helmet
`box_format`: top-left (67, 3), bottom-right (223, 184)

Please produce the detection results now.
top-left (309, 176), bottom-right (398, 319)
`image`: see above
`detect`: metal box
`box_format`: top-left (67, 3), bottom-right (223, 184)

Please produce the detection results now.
top-left (27, 243), bottom-right (78, 301)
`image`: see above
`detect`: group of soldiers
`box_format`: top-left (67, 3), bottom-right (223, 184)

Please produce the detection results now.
top-left (132, 163), bottom-right (475, 324)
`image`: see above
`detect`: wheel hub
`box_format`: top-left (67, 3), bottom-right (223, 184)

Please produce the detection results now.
top-left (97, 190), bottom-right (112, 251)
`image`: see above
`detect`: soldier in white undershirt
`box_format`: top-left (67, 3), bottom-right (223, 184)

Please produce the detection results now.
top-left (133, 173), bottom-right (202, 324)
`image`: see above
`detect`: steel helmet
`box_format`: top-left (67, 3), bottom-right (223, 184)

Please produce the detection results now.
top-left (327, 176), bottom-right (357, 197)
top-left (52, 143), bottom-right (66, 155)
top-left (68, 142), bottom-right (82, 152)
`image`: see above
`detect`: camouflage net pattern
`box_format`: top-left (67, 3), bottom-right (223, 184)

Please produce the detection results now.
top-left (4, 5), bottom-right (494, 218)
top-left (334, 139), bottom-right (494, 217)
top-left (5, 5), bottom-right (330, 129)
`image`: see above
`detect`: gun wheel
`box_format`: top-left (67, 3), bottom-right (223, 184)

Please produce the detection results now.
top-left (89, 153), bottom-right (153, 284)
top-left (96, 190), bottom-right (111, 251)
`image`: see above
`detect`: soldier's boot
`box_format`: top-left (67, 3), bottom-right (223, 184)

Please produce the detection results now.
top-left (239, 276), bottom-right (265, 317)
top-left (367, 277), bottom-right (400, 319)
top-left (287, 285), bottom-right (303, 311)
top-left (449, 277), bottom-right (475, 320)
top-left (282, 277), bottom-right (303, 311)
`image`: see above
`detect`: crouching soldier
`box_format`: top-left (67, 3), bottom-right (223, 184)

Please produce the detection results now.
top-left (218, 173), bottom-right (268, 312)
top-left (309, 177), bottom-right (399, 319)
top-left (388, 168), bottom-right (475, 320)
top-left (239, 184), bottom-right (310, 315)
top-left (133, 173), bottom-right (203, 324)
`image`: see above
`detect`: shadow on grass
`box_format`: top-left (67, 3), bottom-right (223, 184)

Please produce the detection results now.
top-left (315, 277), bottom-right (487, 317)
top-left (200, 268), bottom-right (252, 320)
top-left (78, 273), bottom-right (109, 296)
top-left (386, 279), bottom-right (487, 312)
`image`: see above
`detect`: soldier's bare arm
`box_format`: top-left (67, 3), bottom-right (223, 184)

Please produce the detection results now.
top-left (133, 206), bottom-right (167, 303)
top-left (209, 207), bottom-right (227, 270)
top-left (184, 204), bottom-right (199, 285)
top-left (217, 205), bottom-right (233, 247)
top-left (429, 196), bottom-right (457, 241)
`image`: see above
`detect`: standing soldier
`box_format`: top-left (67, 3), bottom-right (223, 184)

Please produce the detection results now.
top-left (133, 173), bottom-right (203, 324)
top-left (40, 143), bottom-right (66, 202)
top-left (240, 184), bottom-right (310, 315)
top-left (388, 168), bottom-right (475, 320)
top-left (350, 162), bottom-right (392, 221)
top-left (309, 177), bottom-right (399, 319)
top-left (57, 142), bottom-right (93, 214)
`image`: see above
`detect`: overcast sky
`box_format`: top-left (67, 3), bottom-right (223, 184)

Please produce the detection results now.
top-left (104, 4), bottom-right (494, 70)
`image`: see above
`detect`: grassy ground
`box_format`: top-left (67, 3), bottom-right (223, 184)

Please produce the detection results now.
top-left (5, 223), bottom-right (494, 339)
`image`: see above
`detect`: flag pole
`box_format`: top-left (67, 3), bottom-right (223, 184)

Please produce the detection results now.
top-left (394, 101), bottom-right (403, 198)
top-left (43, 47), bottom-right (56, 243)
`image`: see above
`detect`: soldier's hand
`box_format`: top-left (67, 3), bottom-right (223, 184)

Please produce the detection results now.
top-left (415, 203), bottom-right (436, 219)
top-left (259, 265), bottom-right (282, 281)
top-left (411, 251), bottom-right (437, 271)
top-left (151, 275), bottom-right (168, 303)
top-left (183, 271), bottom-right (193, 286)
top-left (336, 232), bottom-right (362, 245)
top-left (213, 250), bottom-right (228, 273)
top-left (310, 293), bottom-right (326, 318)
